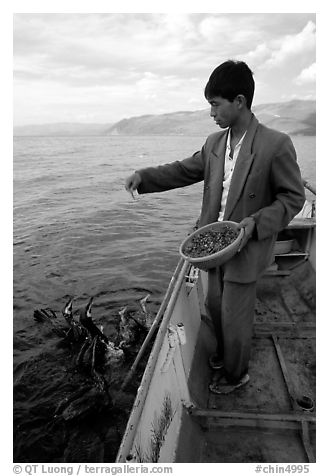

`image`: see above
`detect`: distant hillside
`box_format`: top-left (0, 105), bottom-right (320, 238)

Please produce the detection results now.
top-left (106, 109), bottom-right (217, 136)
top-left (13, 122), bottom-right (112, 137)
top-left (14, 100), bottom-right (315, 137)
top-left (106, 99), bottom-right (315, 136)
top-left (252, 100), bottom-right (315, 136)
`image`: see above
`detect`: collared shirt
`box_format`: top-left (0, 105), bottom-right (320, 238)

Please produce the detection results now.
top-left (218, 128), bottom-right (247, 221)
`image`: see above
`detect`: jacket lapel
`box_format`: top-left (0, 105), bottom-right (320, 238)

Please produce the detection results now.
top-left (207, 131), bottom-right (227, 221)
top-left (224, 115), bottom-right (259, 220)
top-left (198, 131), bottom-right (227, 227)
top-left (209, 130), bottom-right (227, 187)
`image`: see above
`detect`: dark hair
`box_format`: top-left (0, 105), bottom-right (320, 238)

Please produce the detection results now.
top-left (204, 60), bottom-right (255, 109)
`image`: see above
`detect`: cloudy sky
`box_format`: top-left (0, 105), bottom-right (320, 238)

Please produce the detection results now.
top-left (13, 13), bottom-right (316, 126)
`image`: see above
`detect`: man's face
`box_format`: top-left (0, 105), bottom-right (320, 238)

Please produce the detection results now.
top-left (207, 96), bottom-right (239, 129)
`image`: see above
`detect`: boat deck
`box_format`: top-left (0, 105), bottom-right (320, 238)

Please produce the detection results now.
top-left (183, 261), bottom-right (316, 463)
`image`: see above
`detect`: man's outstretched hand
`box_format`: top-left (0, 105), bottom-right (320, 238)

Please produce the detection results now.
top-left (125, 172), bottom-right (142, 198)
top-left (236, 216), bottom-right (256, 252)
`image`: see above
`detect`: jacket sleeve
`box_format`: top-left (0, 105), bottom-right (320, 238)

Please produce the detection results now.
top-left (136, 148), bottom-right (205, 194)
top-left (251, 135), bottom-right (305, 240)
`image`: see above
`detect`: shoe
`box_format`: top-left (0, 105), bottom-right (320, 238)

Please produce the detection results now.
top-left (209, 373), bottom-right (250, 395)
top-left (208, 353), bottom-right (224, 370)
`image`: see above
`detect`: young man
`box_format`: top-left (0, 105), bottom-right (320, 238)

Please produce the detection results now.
top-left (125, 60), bottom-right (305, 394)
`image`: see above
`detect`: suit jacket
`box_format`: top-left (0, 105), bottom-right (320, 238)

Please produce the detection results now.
top-left (137, 114), bottom-right (305, 283)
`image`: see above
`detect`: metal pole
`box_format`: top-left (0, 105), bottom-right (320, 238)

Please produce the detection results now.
top-left (120, 257), bottom-right (185, 390)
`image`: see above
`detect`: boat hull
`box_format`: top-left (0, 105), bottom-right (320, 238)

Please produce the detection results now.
top-left (116, 203), bottom-right (316, 463)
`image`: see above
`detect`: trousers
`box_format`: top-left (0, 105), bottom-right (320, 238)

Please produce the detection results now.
top-left (206, 267), bottom-right (257, 383)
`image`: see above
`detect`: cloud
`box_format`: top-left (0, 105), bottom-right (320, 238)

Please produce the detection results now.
top-left (13, 13), bottom-right (316, 125)
top-left (159, 13), bottom-right (198, 41)
top-left (263, 21), bottom-right (316, 69)
top-left (199, 16), bottom-right (232, 40)
top-left (14, 13), bottom-right (202, 87)
top-left (14, 14), bottom-right (315, 86)
top-left (295, 63), bottom-right (316, 85)
top-left (198, 14), bottom-right (262, 51)
top-left (245, 43), bottom-right (272, 67)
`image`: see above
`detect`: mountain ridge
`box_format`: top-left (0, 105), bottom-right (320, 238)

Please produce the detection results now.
top-left (106, 99), bottom-right (315, 137)
top-left (14, 99), bottom-right (315, 137)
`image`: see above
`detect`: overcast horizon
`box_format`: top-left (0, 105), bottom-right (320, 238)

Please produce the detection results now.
top-left (14, 13), bottom-right (316, 127)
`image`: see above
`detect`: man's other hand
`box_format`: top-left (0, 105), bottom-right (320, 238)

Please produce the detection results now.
top-left (236, 216), bottom-right (256, 251)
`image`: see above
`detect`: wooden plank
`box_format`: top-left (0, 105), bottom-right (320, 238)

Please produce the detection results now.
top-left (287, 218), bottom-right (316, 229)
top-left (254, 322), bottom-right (315, 339)
top-left (264, 270), bottom-right (291, 276)
top-left (300, 420), bottom-right (316, 463)
top-left (254, 329), bottom-right (315, 339)
top-left (199, 418), bottom-right (300, 431)
top-left (191, 408), bottom-right (315, 423)
top-left (272, 334), bottom-right (298, 411)
top-left (255, 322), bottom-right (315, 329)
top-left (275, 252), bottom-right (309, 257)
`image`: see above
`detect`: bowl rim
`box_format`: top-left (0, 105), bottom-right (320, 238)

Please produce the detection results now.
top-left (179, 220), bottom-right (244, 264)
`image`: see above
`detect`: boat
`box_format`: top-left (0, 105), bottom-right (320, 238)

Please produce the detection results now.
top-left (116, 180), bottom-right (316, 463)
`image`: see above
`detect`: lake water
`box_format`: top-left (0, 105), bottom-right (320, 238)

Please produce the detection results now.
top-left (13, 134), bottom-right (315, 462)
